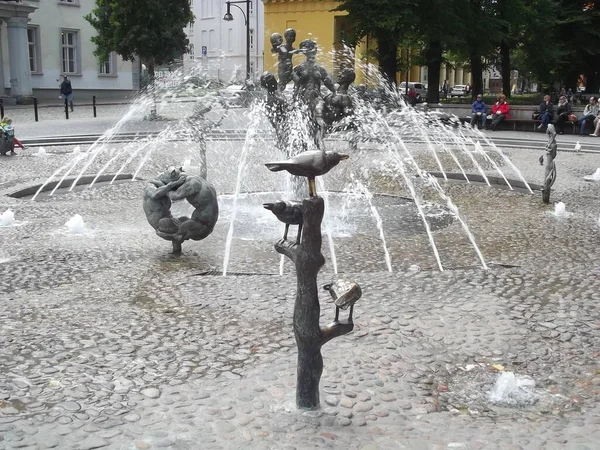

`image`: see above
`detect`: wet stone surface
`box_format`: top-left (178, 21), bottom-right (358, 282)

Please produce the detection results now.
top-left (1, 121), bottom-right (600, 449)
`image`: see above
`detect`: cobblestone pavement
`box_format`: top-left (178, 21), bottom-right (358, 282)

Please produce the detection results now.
top-left (1, 118), bottom-right (600, 450)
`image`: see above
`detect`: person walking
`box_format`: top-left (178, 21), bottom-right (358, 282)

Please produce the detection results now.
top-left (577, 96), bottom-right (598, 135)
top-left (60, 75), bottom-right (74, 112)
top-left (537, 94), bottom-right (554, 130)
top-left (470, 93), bottom-right (487, 129)
top-left (553, 95), bottom-right (572, 135)
top-left (442, 80), bottom-right (449, 99)
top-left (488, 94), bottom-right (510, 131)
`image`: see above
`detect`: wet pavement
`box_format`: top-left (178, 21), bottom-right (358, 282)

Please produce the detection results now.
top-left (1, 112), bottom-right (600, 450)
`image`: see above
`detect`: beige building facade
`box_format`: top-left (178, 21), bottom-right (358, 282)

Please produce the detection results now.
top-left (0, 0), bottom-right (139, 103)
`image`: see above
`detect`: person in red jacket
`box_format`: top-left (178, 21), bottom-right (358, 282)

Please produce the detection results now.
top-left (488, 94), bottom-right (510, 130)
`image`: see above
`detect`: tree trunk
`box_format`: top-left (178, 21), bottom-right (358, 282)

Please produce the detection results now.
top-left (374, 31), bottom-right (398, 85)
top-left (470, 52), bottom-right (483, 99)
top-left (500, 40), bottom-right (511, 99)
top-left (424, 40), bottom-right (442, 104)
top-left (275, 196), bottom-right (353, 409)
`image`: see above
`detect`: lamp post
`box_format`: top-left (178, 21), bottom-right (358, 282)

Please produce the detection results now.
top-left (223, 0), bottom-right (252, 81)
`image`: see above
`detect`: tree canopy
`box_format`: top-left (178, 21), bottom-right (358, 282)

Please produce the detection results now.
top-left (335, 0), bottom-right (600, 99)
top-left (85, 0), bottom-right (194, 76)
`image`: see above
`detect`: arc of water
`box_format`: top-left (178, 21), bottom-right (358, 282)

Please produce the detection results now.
top-left (388, 154), bottom-right (444, 271)
top-left (411, 114), bottom-right (471, 183)
top-left (353, 179), bottom-right (393, 272)
top-left (432, 131), bottom-right (471, 183)
top-left (394, 124), bottom-right (489, 270)
top-left (472, 140), bottom-right (512, 189)
top-left (132, 142), bottom-right (159, 181)
top-left (424, 173), bottom-right (488, 269)
top-left (49, 153), bottom-right (87, 196)
top-left (380, 114), bottom-right (488, 270)
top-left (68, 99), bottom-right (151, 191)
top-left (222, 108), bottom-right (261, 276)
top-left (355, 105), bottom-right (444, 271)
top-left (112, 142), bottom-right (148, 184)
top-left (371, 113), bottom-right (446, 270)
top-left (447, 132), bottom-right (491, 186)
top-left (89, 142), bottom-right (136, 188)
top-left (316, 177), bottom-right (338, 275)
top-left (31, 159), bottom-right (77, 201)
top-left (472, 128), bottom-right (533, 194)
top-left (389, 133), bottom-right (488, 270)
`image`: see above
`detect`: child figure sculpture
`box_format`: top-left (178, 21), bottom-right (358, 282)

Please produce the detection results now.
top-left (270, 28), bottom-right (297, 92)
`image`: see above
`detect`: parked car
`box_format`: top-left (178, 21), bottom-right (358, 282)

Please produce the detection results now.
top-left (399, 82), bottom-right (428, 102)
top-left (218, 83), bottom-right (262, 107)
top-left (450, 85), bottom-right (468, 97)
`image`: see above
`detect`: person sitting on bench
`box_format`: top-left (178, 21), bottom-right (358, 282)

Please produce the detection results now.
top-left (488, 94), bottom-right (510, 131)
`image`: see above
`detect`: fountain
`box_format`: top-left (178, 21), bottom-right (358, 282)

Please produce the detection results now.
top-left (584, 168), bottom-right (600, 182)
top-left (0, 209), bottom-right (15, 227)
top-left (553, 202), bottom-right (569, 218)
top-left (489, 372), bottom-right (537, 406)
top-left (65, 214), bottom-right (86, 234)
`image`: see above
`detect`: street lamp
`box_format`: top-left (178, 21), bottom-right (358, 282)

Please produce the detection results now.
top-left (223, 0), bottom-right (252, 81)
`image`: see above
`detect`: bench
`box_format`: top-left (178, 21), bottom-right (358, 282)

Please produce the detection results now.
top-left (460, 115), bottom-right (589, 134)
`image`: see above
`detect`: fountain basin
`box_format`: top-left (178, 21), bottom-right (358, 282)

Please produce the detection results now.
top-left (8, 173), bottom-right (138, 200)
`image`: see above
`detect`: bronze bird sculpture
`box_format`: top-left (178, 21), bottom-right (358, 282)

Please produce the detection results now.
top-left (263, 200), bottom-right (303, 244)
top-left (265, 150), bottom-right (349, 196)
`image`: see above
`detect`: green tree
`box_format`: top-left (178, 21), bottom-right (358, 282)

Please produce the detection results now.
top-left (85, 0), bottom-right (193, 80)
top-left (335, 0), bottom-right (414, 83)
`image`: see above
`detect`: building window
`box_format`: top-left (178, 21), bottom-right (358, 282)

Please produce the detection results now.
top-left (188, 43), bottom-right (195, 59)
top-left (61, 29), bottom-right (79, 74)
top-left (189, 21), bottom-right (194, 36)
top-left (209, 29), bottom-right (215, 51)
top-left (99, 52), bottom-right (117, 76)
top-left (27, 27), bottom-right (41, 74)
top-left (200, 0), bottom-right (214, 18)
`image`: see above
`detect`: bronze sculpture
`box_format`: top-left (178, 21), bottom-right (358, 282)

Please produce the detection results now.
top-left (262, 32), bottom-right (361, 408)
top-left (263, 200), bottom-right (303, 244)
top-left (270, 29), bottom-right (297, 92)
top-left (261, 30), bottom-right (356, 153)
top-left (143, 167), bottom-right (219, 253)
top-left (539, 124), bottom-right (557, 204)
top-left (265, 150), bottom-right (349, 196)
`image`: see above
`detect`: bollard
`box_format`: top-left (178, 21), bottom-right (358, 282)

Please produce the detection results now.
top-left (65, 101), bottom-right (69, 120)
top-left (0, 99), bottom-right (4, 119)
top-left (33, 97), bottom-right (39, 122)
top-left (93, 95), bottom-right (97, 118)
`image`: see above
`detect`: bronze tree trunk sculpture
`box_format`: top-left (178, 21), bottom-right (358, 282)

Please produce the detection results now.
top-left (275, 196), bottom-right (354, 408)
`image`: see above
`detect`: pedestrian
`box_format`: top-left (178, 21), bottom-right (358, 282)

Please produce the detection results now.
top-left (470, 93), bottom-right (487, 129)
top-left (488, 94), bottom-right (510, 131)
top-left (553, 95), bottom-right (572, 135)
top-left (60, 75), bottom-right (74, 112)
top-left (566, 88), bottom-right (574, 104)
top-left (537, 94), bottom-right (554, 130)
top-left (442, 80), bottom-right (449, 99)
top-left (577, 96), bottom-right (598, 136)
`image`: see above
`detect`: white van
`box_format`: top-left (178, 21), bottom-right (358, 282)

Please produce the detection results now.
top-left (399, 82), bottom-right (428, 101)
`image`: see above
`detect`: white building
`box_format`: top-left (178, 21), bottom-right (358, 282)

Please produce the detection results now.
top-left (185, 0), bottom-right (264, 83)
top-left (0, 0), bottom-right (139, 103)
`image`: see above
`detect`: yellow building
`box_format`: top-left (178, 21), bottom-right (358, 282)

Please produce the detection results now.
top-left (262, 0), bottom-right (354, 80)
top-left (262, 0), bottom-right (470, 89)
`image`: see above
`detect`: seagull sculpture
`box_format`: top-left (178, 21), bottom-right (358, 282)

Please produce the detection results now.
top-left (265, 150), bottom-right (349, 196)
